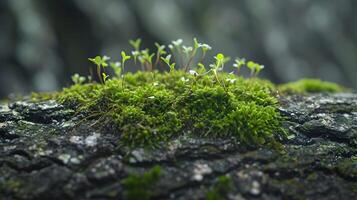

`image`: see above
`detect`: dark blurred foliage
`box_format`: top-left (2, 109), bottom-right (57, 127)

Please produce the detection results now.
top-left (0, 0), bottom-right (356, 98)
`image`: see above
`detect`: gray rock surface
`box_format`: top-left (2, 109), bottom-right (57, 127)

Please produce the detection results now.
top-left (0, 93), bottom-right (356, 199)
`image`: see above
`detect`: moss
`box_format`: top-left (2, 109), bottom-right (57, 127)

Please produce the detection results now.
top-left (279, 79), bottom-right (345, 93)
top-left (55, 70), bottom-right (284, 147)
top-left (31, 92), bottom-right (58, 102)
top-left (2, 180), bottom-right (22, 190)
top-left (121, 166), bottom-right (162, 200)
top-left (336, 157), bottom-right (357, 178)
top-left (206, 175), bottom-right (233, 200)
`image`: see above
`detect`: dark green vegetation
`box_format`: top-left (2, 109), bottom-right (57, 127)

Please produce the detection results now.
top-left (206, 175), bottom-right (234, 200)
top-left (56, 70), bottom-right (283, 147)
top-left (122, 166), bottom-right (162, 200)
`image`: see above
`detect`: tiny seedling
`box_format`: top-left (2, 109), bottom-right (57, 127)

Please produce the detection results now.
top-left (121, 51), bottom-right (131, 87)
top-left (121, 51), bottom-right (131, 73)
top-left (183, 38), bottom-right (200, 72)
top-left (247, 61), bottom-right (264, 76)
top-left (210, 53), bottom-right (227, 89)
top-left (102, 73), bottom-right (109, 83)
top-left (198, 43), bottom-right (212, 62)
top-left (129, 38), bottom-right (142, 51)
top-left (110, 62), bottom-right (122, 78)
top-left (71, 73), bottom-right (86, 85)
top-left (132, 50), bottom-right (140, 64)
top-left (233, 57), bottom-right (246, 75)
top-left (182, 45), bottom-right (192, 71)
top-left (255, 64), bottom-right (265, 76)
top-left (88, 55), bottom-right (109, 84)
top-left (171, 39), bottom-right (184, 67)
top-left (154, 42), bottom-right (167, 69)
top-left (197, 62), bottom-right (207, 74)
top-left (247, 61), bottom-right (256, 76)
top-left (161, 54), bottom-right (176, 72)
top-left (182, 46), bottom-right (193, 58)
top-left (172, 39), bottom-right (183, 47)
top-left (141, 49), bottom-right (155, 71)
top-left (129, 39), bottom-right (142, 64)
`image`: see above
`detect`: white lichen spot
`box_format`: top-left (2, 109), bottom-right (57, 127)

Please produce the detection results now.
top-left (192, 163), bottom-right (212, 181)
top-left (69, 135), bottom-right (83, 145)
top-left (250, 180), bottom-right (261, 195)
top-left (58, 154), bottom-right (71, 164)
top-left (85, 133), bottom-right (100, 147)
top-left (70, 157), bottom-right (81, 164)
top-left (130, 149), bottom-right (145, 163)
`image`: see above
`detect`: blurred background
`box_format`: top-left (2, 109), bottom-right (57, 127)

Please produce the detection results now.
top-left (0, 0), bottom-right (356, 98)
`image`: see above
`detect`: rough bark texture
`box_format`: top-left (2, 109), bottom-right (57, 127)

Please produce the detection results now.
top-left (0, 93), bottom-right (356, 200)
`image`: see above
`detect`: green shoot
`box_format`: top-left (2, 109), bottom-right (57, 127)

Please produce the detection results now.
top-left (154, 42), bottom-right (167, 69)
top-left (121, 51), bottom-right (131, 72)
top-left (129, 38), bottom-right (142, 51)
top-left (132, 51), bottom-right (140, 64)
top-left (247, 61), bottom-right (256, 76)
top-left (141, 49), bottom-right (155, 71)
top-left (88, 55), bottom-right (109, 84)
top-left (71, 73), bottom-right (86, 85)
top-left (197, 62), bottom-right (207, 74)
top-left (161, 54), bottom-right (176, 72)
top-left (255, 64), bottom-right (265, 76)
top-left (233, 57), bottom-right (246, 75)
top-left (172, 39), bottom-right (183, 47)
top-left (171, 39), bottom-right (184, 67)
top-left (247, 61), bottom-right (264, 76)
top-left (121, 51), bottom-right (131, 87)
top-left (110, 62), bottom-right (122, 78)
top-left (210, 53), bottom-right (227, 89)
top-left (102, 73), bottom-right (109, 83)
top-left (182, 46), bottom-right (193, 58)
top-left (183, 38), bottom-right (200, 72)
top-left (198, 43), bottom-right (212, 61)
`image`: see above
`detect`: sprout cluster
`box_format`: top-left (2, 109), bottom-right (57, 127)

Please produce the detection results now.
top-left (84, 38), bottom-right (266, 86)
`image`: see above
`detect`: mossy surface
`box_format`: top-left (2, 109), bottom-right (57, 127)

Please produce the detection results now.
top-left (279, 78), bottom-right (345, 93)
top-left (206, 175), bottom-right (233, 200)
top-left (54, 70), bottom-right (283, 147)
top-left (121, 166), bottom-right (162, 200)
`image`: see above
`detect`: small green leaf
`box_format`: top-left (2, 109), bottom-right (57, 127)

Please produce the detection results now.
top-left (155, 42), bottom-right (166, 55)
top-left (121, 51), bottom-right (131, 61)
top-left (102, 73), bottom-right (109, 82)
top-left (129, 38), bottom-right (142, 51)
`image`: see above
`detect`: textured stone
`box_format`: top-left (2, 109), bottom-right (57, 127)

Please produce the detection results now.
top-left (0, 93), bottom-right (356, 199)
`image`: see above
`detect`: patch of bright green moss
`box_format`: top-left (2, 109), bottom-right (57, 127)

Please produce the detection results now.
top-left (279, 79), bottom-right (345, 93)
top-left (121, 166), bottom-right (162, 200)
top-left (56, 70), bottom-right (283, 147)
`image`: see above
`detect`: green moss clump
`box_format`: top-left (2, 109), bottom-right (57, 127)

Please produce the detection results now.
top-left (121, 166), bottom-right (162, 200)
top-left (56, 70), bottom-right (283, 147)
top-left (279, 79), bottom-right (345, 93)
top-left (206, 175), bottom-right (233, 200)
top-left (336, 157), bottom-right (357, 178)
